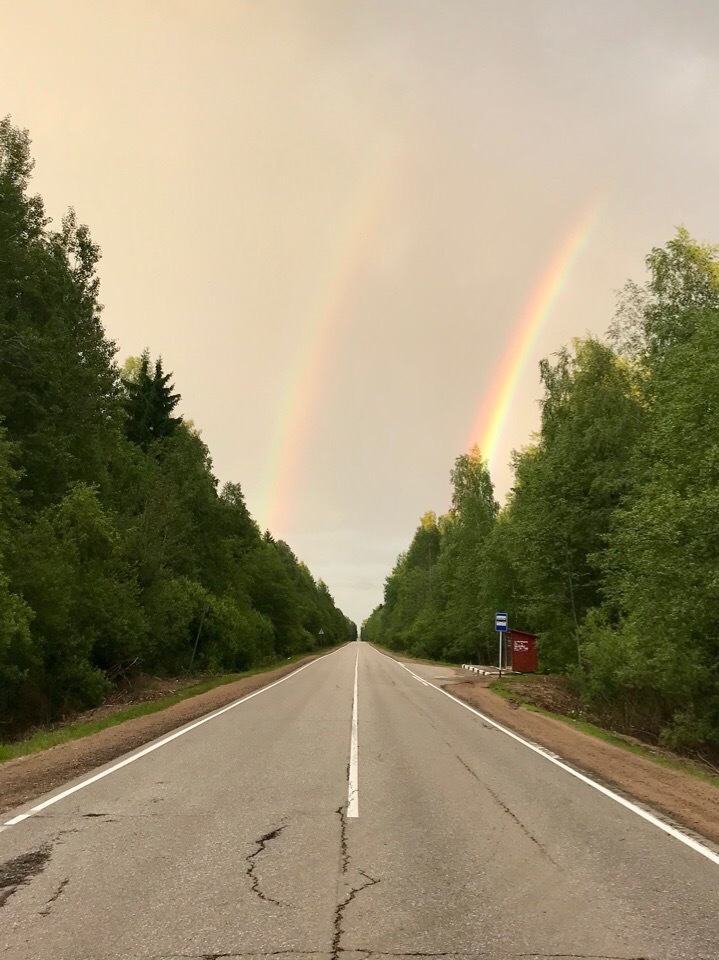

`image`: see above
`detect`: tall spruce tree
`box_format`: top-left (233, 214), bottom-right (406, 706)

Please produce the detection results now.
top-left (123, 351), bottom-right (182, 450)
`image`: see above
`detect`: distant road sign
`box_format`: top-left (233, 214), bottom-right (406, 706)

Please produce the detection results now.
top-left (495, 613), bottom-right (508, 632)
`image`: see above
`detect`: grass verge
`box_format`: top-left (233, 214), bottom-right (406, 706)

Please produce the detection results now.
top-left (0, 649), bottom-right (338, 765)
top-left (489, 677), bottom-right (719, 789)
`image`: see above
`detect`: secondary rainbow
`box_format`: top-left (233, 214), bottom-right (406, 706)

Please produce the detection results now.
top-left (468, 197), bottom-right (605, 466)
top-left (258, 153), bottom-right (399, 536)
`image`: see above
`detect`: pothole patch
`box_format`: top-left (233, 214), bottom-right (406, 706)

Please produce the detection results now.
top-left (0, 844), bottom-right (53, 908)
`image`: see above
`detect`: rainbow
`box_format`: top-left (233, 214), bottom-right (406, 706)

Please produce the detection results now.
top-left (468, 197), bottom-right (605, 466)
top-left (258, 152), bottom-right (400, 536)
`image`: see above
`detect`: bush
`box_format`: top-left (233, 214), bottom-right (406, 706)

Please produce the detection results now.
top-left (0, 571), bottom-right (36, 724)
top-left (197, 595), bottom-right (272, 673)
top-left (9, 484), bottom-right (148, 715)
top-left (142, 577), bottom-right (210, 672)
top-left (577, 609), bottom-right (718, 748)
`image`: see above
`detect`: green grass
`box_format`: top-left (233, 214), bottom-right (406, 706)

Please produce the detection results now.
top-left (489, 680), bottom-right (522, 703)
top-left (489, 678), bottom-right (719, 789)
top-left (0, 649), bottom-right (336, 765)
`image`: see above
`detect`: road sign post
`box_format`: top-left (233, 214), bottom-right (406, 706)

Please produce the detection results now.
top-left (495, 612), bottom-right (508, 677)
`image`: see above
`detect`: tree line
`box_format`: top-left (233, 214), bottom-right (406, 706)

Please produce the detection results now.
top-left (0, 119), bottom-right (355, 732)
top-left (363, 227), bottom-right (719, 753)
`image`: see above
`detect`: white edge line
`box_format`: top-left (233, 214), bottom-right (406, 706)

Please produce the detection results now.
top-left (347, 648), bottom-right (359, 818)
top-left (2, 648), bottom-right (342, 831)
top-left (376, 648), bottom-right (719, 868)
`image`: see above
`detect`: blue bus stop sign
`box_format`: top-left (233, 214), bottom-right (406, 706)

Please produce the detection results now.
top-left (495, 612), bottom-right (508, 632)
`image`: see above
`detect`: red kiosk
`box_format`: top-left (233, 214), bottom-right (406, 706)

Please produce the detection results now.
top-left (508, 629), bottom-right (538, 673)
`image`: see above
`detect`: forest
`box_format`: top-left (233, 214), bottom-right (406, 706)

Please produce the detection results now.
top-left (0, 118), bottom-right (355, 733)
top-left (363, 227), bottom-right (719, 753)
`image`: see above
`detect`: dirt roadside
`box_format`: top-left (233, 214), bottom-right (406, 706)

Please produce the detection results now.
top-left (443, 673), bottom-right (719, 848)
top-left (0, 652), bottom-right (332, 819)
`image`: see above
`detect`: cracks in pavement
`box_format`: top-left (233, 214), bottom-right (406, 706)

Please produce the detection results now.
top-left (150, 954), bottom-right (326, 959)
top-left (337, 805), bottom-right (349, 874)
top-left (148, 953), bottom-right (656, 960)
top-left (55, 827), bottom-right (81, 846)
top-left (246, 824), bottom-right (286, 906)
top-left (39, 877), bottom-right (69, 916)
top-left (346, 954), bottom-right (466, 958)
top-left (340, 952), bottom-right (462, 959)
top-left (332, 869), bottom-right (380, 960)
top-left (455, 755), bottom-right (558, 868)
top-left (197, 954), bottom-right (322, 959)
top-left (333, 805), bottom-right (381, 960)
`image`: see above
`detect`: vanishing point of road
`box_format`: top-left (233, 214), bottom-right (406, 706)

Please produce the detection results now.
top-left (1, 642), bottom-right (718, 960)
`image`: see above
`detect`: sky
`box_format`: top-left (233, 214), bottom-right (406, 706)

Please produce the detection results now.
top-left (2, 0), bottom-right (719, 625)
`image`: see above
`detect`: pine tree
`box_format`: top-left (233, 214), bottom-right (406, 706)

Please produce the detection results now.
top-left (122, 351), bottom-right (182, 449)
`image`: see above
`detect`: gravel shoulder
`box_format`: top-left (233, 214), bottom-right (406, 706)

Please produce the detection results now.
top-left (444, 673), bottom-right (719, 847)
top-left (0, 652), bottom-right (331, 818)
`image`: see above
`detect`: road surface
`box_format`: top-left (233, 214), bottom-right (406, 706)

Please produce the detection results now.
top-left (1, 642), bottom-right (718, 959)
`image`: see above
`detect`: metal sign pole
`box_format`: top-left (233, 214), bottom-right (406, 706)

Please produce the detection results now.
top-left (495, 612), bottom-right (508, 677)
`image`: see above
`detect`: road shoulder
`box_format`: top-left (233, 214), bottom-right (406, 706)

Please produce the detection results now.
top-left (0, 651), bottom-right (334, 818)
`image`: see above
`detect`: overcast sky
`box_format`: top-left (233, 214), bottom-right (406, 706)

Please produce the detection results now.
top-left (3, 0), bottom-right (719, 625)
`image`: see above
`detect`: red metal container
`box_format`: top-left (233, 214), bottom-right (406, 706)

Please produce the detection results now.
top-left (508, 629), bottom-right (538, 673)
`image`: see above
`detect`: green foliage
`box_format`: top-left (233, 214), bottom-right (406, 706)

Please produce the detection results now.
top-left (0, 121), bottom-right (122, 512)
top-left (364, 449), bottom-right (499, 663)
top-left (367, 229), bottom-right (719, 752)
top-left (574, 232), bottom-right (719, 749)
top-left (0, 570), bottom-right (36, 722)
top-left (8, 484), bottom-right (144, 718)
top-left (498, 339), bottom-right (645, 670)
top-left (0, 118), bottom-right (355, 732)
top-left (123, 351), bottom-right (182, 450)
top-left (581, 307), bottom-right (719, 747)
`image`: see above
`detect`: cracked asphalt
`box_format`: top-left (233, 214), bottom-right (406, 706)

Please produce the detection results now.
top-left (0, 643), bottom-right (718, 959)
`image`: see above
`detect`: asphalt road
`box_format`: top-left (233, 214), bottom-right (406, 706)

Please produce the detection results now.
top-left (1, 642), bottom-right (718, 960)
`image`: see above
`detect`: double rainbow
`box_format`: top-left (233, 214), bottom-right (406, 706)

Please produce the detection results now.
top-left (258, 152), bottom-right (400, 535)
top-left (468, 197), bottom-right (605, 466)
top-left (258, 183), bottom-right (604, 535)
